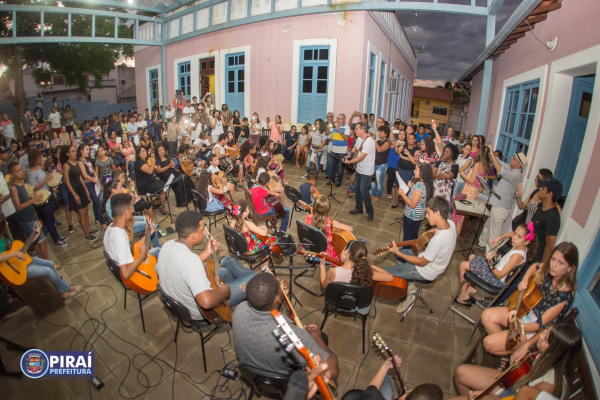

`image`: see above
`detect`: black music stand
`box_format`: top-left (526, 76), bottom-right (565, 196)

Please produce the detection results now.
top-left (270, 239), bottom-right (306, 308)
top-left (293, 221), bottom-right (329, 297)
top-left (149, 173), bottom-right (180, 225)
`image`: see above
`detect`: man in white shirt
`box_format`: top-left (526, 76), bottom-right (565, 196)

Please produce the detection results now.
top-left (154, 211), bottom-right (256, 322)
top-left (183, 100), bottom-right (195, 116)
top-left (164, 104), bottom-right (175, 120)
top-left (386, 196), bottom-right (457, 312)
top-left (47, 107), bottom-right (62, 135)
top-left (126, 116), bottom-right (140, 145)
top-left (103, 193), bottom-right (161, 281)
top-left (344, 122), bottom-right (376, 222)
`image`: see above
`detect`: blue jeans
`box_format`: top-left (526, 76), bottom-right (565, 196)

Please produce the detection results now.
top-left (403, 215), bottom-right (422, 247)
top-left (205, 197), bottom-right (224, 213)
top-left (260, 206), bottom-right (290, 232)
top-left (354, 172), bottom-right (373, 215)
top-left (281, 146), bottom-right (294, 161)
top-left (330, 152), bottom-right (345, 185)
top-left (385, 249), bottom-right (425, 281)
top-left (371, 164), bottom-right (387, 198)
top-left (306, 148), bottom-right (324, 175)
top-left (36, 201), bottom-right (60, 243)
top-left (85, 181), bottom-right (104, 225)
top-left (397, 168), bottom-right (415, 186)
top-left (149, 247), bottom-right (160, 259)
top-left (58, 182), bottom-right (70, 209)
top-left (28, 257), bottom-right (70, 294)
top-left (20, 219), bottom-right (46, 242)
top-left (455, 181), bottom-right (465, 196)
top-left (380, 376), bottom-right (394, 400)
top-left (133, 217), bottom-right (160, 248)
top-left (217, 256), bottom-right (257, 307)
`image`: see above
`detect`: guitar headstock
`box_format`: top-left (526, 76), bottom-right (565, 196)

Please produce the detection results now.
top-left (373, 332), bottom-right (390, 356)
top-left (373, 246), bottom-right (388, 256)
top-left (297, 249), bottom-right (316, 258)
top-left (271, 310), bottom-right (310, 359)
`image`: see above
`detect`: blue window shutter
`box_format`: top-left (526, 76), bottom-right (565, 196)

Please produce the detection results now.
top-left (298, 45), bottom-right (330, 123)
top-left (177, 62), bottom-right (191, 97)
top-left (378, 61), bottom-right (386, 118)
top-left (149, 69), bottom-right (159, 106)
top-left (225, 53), bottom-right (245, 113)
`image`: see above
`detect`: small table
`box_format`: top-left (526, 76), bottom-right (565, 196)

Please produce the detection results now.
top-left (453, 197), bottom-right (490, 237)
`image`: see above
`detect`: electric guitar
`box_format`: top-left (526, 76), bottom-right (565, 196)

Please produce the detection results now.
top-left (123, 217), bottom-right (159, 296)
top-left (261, 265), bottom-right (303, 328)
top-left (0, 221), bottom-right (42, 288)
top-left (373, 333), bottom-right (407, 396)
top-left (271, 310), bottom-right (334, 400)
top-left (199, 230), bottom-right (232, 325)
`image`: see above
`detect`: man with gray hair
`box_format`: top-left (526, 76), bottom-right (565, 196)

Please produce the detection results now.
top-left (345, 122), bottom-right (376, 221)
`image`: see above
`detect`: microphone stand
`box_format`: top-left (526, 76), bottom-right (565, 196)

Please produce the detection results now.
top-left (327, 148), bottom-right (341, 204)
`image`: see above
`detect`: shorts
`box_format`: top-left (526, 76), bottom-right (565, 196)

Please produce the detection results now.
top-left (469, 255), bottom-right (504, 288)
top-left (19, 219), bottom-right (46, 243)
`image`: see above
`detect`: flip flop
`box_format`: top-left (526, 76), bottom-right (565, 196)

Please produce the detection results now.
top-left (454, 298), bottom-right (472, 307)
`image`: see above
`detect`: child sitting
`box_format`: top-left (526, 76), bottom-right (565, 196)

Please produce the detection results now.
top-left (207, 154), bottom-right (234, 201)
top-left (229, 199), bottom-right (280, 254)
top-left (196, 170), bottom-right (231, 211)
top-left (253, 155), bottom-right (285, 205)
top-left (251, 172), bottom-right (290, 232)
top-left (305, 195), bottom-right (353, 262)
top-left (299, 171), bottom-right (318, 205)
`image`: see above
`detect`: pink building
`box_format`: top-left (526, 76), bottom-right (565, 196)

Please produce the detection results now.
top-left (462, 0), bottom-right (600, 372)
top-left (134, 11), bottom-right (415, 126)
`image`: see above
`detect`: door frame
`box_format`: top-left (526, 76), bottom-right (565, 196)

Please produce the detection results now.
top-left (219, 45), bottom-right (250, 119)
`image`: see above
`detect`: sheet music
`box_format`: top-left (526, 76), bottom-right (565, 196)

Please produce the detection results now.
top-left (395, 171), bottom-right (410, 194)
top-left (164, 174), bottom-right (175, 192)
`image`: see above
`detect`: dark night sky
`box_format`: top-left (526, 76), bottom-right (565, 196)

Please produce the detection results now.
top-left (395, 0), bottom-right (522, 87)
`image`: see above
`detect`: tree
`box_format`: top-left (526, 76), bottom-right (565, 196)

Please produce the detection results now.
top-left (0, 1), bottom-right (135, 116)
top-left (444, 81), bottom-right (452, 90)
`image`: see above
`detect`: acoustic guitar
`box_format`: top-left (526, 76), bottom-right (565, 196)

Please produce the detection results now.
top-left (296, 249), bottom-right (343, 266)
top-left (179, 157), bottom-right (195, 177)
top-left (199, 230), bottom-right (232, 326)
top-left (506, 277), bottom-right (542, 346)
top-left (271, 310), bottom-right (334, 400)
top-left (373, 333), bottom-right (407, 396)
top-left (489, 237), bottom-right (513, 266)
top-left (371, 277), bottom-right (409, 301)
top-left (253, 231), bottom-right (283, 256)
top-left (261, 265), bottom-right (303, 328)
top-left (331, 229), bottom-right (356, 258)
top-left (296, 200), bottom-right (312, 212)
top-left (226, 144), bottom-right (240, 158)
top-left (373, 230), bottom-right (435, 256)
top-left (266, 195), bottom-right (287, 219)
top-left (123, 218), bottom-right (159, 296)
top-left (0, 221), bottom-right (42, 288)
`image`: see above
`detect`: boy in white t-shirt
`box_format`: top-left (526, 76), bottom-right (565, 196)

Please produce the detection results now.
top-left (386, 196), bottom-right (457, 312)
top-left (207, 154), bottom-right (234, 201)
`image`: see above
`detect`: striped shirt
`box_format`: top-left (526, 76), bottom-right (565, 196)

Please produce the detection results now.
top-left (404, 181), bottom-right (427, 221)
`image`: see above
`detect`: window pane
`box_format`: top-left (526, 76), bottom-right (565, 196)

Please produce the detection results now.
top-left (319, 49), bottom-right (328, 60)
top-left (228, 57), bottom-right (235, 66)
top-left (238, 69), bottom-right (244, 81)
top-left (201, 61), bottom-right (206, 69)
top-left (580, 91), bottom-right (592, 119)
top-left (521, 89), bottom-right (530, 113)
top-left (228, 70), bottom-right (235, 81)
top-left (238, 82), bottom-right (244, 92)
top-left (508, 113), bottom-right (516, 134)
top-left (318, 66), bottom-right (327, 80)
top-left (239, 55), bottom-right (245, 65)
top-left (302, 80), bottom-right (312, 93)
top-left (304, 49), bottom-right (312, 60)
top-left (516, 114), bottom-right (526, 138)
top-left (529, 87), bottom-right (539, 113)
top-left (210, 60), bottom-right (214, 68)
top-left (524, 115), bottom-right (534, 140)
top-left (303, 66), bottom-right (313, 79)
top-left (317, 80), bottom-right (327, 94)
top-left (511, 92), bottom-right (519, 112)
top-left (228, 82), bottom-right (235, 92)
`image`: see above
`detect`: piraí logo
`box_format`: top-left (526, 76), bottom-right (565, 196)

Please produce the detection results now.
top-left (20, 349), bottom-right (49, 379)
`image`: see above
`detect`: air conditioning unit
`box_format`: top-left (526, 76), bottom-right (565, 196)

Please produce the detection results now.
top-left (388, 77), bottom-right (400, 93)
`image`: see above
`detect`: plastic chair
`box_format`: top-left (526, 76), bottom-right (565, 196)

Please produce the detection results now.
top-left (320, 282), bottom-right (373, 354)
top-left (156, 284), bottom-right (222, 373)
top-left (222, 225), bottom-right (273, 271)
top-left (239, 364), bottom-right (290, 400)
top-left (191, 189), bottom-right (228, 233)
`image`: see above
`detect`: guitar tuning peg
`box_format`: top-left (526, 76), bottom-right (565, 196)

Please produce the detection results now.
top-left (285, 344), bottom-right (295, 353)
top-left (273, 328), bottom-right (282, 337)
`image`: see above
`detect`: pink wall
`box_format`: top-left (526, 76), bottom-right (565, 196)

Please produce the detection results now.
top-left (135, 11), bottom-right (414, 123)
top-left (572, 124), bottom-right (600, 228)
top-left (464, 73), bottom-right (482, 135)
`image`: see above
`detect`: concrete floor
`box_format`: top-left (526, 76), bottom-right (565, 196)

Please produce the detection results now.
top-left (0, 161), bottom-right (489, 400)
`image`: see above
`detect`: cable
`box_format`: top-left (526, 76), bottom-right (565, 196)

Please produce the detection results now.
top-left (524, 20), bottom-right (551, 49)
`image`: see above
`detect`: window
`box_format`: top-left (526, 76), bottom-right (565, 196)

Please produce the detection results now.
top-left (388, 70), bottom-right (396, 120)
top-left (298, 46), bottom-right (330, 123)
top-left (225, 53), bottom-right (245, 114)
top-left (149, 69), bottom-right (159, 107)
top-left (177, 61), bottom-right (191, 97)
top-left (497, 80), bottom-right (540, 162)
top-left (425, 101), bottom-right (430, 105)
top-left (432, 106), bottom-right (448, 116)
top-left (121, 80), bottom-right (126, 85)
top-left (366, 53), bottom-right (376, 114)
top-left (378, 61), bottom-right (386, 119)
top-left (52, 75), bottom-right (65, 85)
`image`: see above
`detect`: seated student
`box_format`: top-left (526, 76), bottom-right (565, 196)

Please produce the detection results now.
top-left (455, 223), bottom-right (537, 306)
top-left (155, 144), bottom-right (192, 207)
top-left (305, 195), bottom-right (353, 262)
top-left (8, 161), bottom-right (50, 260)
top-left (226, 131), bottom-right (244, 185)
top-left (0, 212), bottom-right (81, 298)
top-left (240, 141), bottom-right (257, 177)
top-left (103, 179), bottom-right (159, 249)
top-left (262, 139), bottom-right (286, 181)
top-left (385, 196), bottom-right (457, 313)
top-left (229, 199), bottom-right (279, 254)
top-left (299, 171), bottom-right (318, 205)
top-left (110, 170), bottom-right (153, 214)
top-left (251, 172), bottom-right (290, 232)
top-left (206, 154), bottom-right (235, 201)
top-left (195, 170), bottom-right (230, 211)
top-left (253, 155), bottom-right (285, 204)
top-left (451, 322), bottom-right (581, 400)
top-left (233, 273), bottom-right (339, 378)
top-left (481, 242), bottom-right (577, 366)
top-left (280, 125), bottom-right (299, 162)
top-left (103, 193), bottom-right (161, 280)
top-left (155, 211), bottom-right (256, 321)
top-left (213, 133), bottom-right (240, 177)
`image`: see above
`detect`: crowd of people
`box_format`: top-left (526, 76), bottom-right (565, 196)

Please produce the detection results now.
top-left (0, 94), bottom-right (581, 400)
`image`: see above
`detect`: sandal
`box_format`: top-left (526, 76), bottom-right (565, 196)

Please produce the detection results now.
top-left (497, 357), bottom-right (510, 371)
top-left (454, 298), bottom-right (472, 308)
top-left (387, 195), bottom-right (392, 199)
top-left (391, 204), bottom-right (400, 209)
top-left (160, 208), bottom-right (169, 216)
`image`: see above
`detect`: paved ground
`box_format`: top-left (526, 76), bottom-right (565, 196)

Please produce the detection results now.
top-left (0, 161), bottom-right (489, 400)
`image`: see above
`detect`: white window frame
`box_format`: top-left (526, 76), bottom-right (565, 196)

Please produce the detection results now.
top-left (219, 45), bottom-right (251, 118)
top-left (145, 64), bottom-right (162, 111)
top-left (173, 55), bottom-right (200, 102)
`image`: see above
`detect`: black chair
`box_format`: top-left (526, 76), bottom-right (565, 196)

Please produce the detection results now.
top-left (191, 189), bottom-right (228, 233)
top-left (222, 225), bottom-right (273, 271)
top-left (399, 278), bottom-right (434, 323)
top-left (438, 261), bottom-right (529, 345)
top-left (320, 282), bottom-right (373, 354)
top-left (103, 251), bottom-right (151, 332)
top-left (242, 186), bottom-right (277, 232)
top-left (239, 364), bottom-right (290, 399)
top-left (284, 185), bottom-right (309, 222)
top-left (156, 284), bottom-right (222, 373)
top-left (294, 220), bottom-right (329, 297)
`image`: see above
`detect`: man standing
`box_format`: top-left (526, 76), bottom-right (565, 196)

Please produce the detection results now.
top-left (20, 109), bottom-right (32, 139)
top-left (530, 178), bottom-right (562, 262)
top-left (478, 145), bottom-right (528, 252)
top-left (34, 93), bottom-right (44, 118)
top-left (369, 117), bottom-right (385, 136)
top-left (151, 99), bottom-right (160, 113)
top-left (323, 112), bottom-right (335, 179)
top-left (167, 116), bottom-right (179, 155)
top-left (150, 109), bottom-right (163, 142)
top-left (442, 127), bottom-right (456, 146)
top-left (327, 113), bottom-right (350, 187)
top-left (164, 103), bottom-right (175, 121)
top-left (126, 115), bottom-right (139, 145)
top-left (368, 113), bottom-right (376, 130)
top-left (345, 122), bottom-right (376, 222)
top-left (47, 107), bottom-right (62, 135)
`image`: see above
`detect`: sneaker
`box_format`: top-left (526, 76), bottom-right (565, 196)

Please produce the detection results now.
top-left (89, 229), bottom-right (100, 235)
top-left (54, 220), bottom-right (63, 227)
top-left (85, 235), bottom-right (98, 241)
top-left (60, 236), bottom-right (69, 242)
top-left (407, 282), bottom-right (417, 294)
top-left (396, 293), bottom-right (415, 313)
top-left (335, 183), bottom-right (341, 187)
top-left (301, 174), bottom-right (307, 179)
top-left (68, 225), bottom-right (74, 233)
top-left (55, 240), bottom-right (68, 248)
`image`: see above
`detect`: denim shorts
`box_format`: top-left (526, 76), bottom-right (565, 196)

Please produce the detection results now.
top-left (19, 219), bottom-right (46, 243)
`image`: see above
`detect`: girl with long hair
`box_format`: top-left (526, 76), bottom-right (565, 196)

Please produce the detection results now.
top-left (398, 163), bottom-right (434, 245)
top-left (408, 136), bottom-right (439, 165)
top-left (393, 132), bottom-right (419, 207)
top-left (229, 199), bottom-right (279, 254)
top-left (386, 128), bottom-right (404, 200)
top-left (451, 322), bottom-right (582, 400)
top-left (195, 170), bottom-right (228, 211)
top-left (455, 143), bottom-right (473, 196)
top-left (253, 155), bottom-right (285, 204)
top-left (262, 139), bottom-right (285, 181)
top-left (240, 141), bottom-right (257, 177)
top-left (455, 223), bottom-right (538, 306)
top-left (120, 133), bottom-right (136, 179)
top-left (470, 135), bottom-right (483, 158)
top-left (134, 147), bottom-right (168, 215)
top-left (304, 195), bottom-right (353, 262)
top-left (303, 119), bottom-right (326, 177)
top-left (94, 145), bottom-right (116, 188)
top-left (295, 124), bottom-right (310, 168)
top-left (371, 125), bottom-right (391, 201)
top-left (232, 110), bottom-right (242, 141)
top-left (155, 144), bottom-right (192, 207)
top-left (249, 112), bottom-right (261, 148)
top-left (432, 143), bottom-right (459, 203)
top-left (77, 143), bottom-right (105, 228)
top-left (481, 242), bottom-right (578, 364)
top-left (60, 145), bottom-right (97, 241)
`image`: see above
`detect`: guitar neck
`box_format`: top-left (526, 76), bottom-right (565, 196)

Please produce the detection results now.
top-left (386, 349), bottom-right (407, 395)
top-left (473, 356), bottom-right (530, 400)
top-left (375, 240), bottom-right (416, 255)
top-left (21, 224), bottom-right (40, 254)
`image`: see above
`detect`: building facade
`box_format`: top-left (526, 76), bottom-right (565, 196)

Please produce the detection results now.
top-left (463, 0), bottom-right (600, 372)
top-left (134, 11), bottom-right (416, 125)
top-left (410, 86), bottom-right (453, 131)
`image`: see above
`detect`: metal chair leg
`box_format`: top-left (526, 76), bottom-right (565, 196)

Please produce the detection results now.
top-left (174, 320), bottom-right (180, 343)
top-left (361, 315), bottom-right (366, 354)
top-left (123, 287), bottom-right (127, 309)
top-left (199, 330), bottom-right (207, 373)
top-left (294, 269), bottom-right (324, 297)
top-left (437, 280), bottom-right (467, 323)
top-left (466, 319), bottom-right (482, 346)
top-left (320, 305), bottom-right (330, 330)
top-left (138, 293), bottom-right (146, 333)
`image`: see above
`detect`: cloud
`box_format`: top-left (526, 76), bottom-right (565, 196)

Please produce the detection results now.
top-left (396, 0), bottom-right (522, 83)
top-left (414, 79), bottom-right (446, 88)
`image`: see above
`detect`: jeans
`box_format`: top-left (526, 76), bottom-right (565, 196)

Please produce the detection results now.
top-left (205, 197), bottom-right (224, 213)
top-left (36, 201), bottom-right (60, 243)
top-left (28, 257), bottom-right (70, 294)
top-left (354, 172), bottom-right (374, 215)
top-left (403, 215), bottom-right (422, 247)
top-left (20, 219), bottom-right (46, 242)
top-left (371, 164), bottom-right (387, 198)
top-left (479, 206), bottom-right (511, 252)
top-left (133, 217), bottom-right (160, 248)
top-left (217, 256), bottom-right (257, 307)
top-left (397, 168), bottom-right (415, 186)
top-left (454, 181), bottom-right (465, 197)
top-left (85, 181), bottom-right (104, 225)
top-left (306, 148), bottom-right (324, 175)
top-left (149, 247), bottom-right (161, 259)
top-left (281, 146), bottom-right (294, 161)
top-left (385, 249), bottom-right (425, 281)
top-left (260, 206), bottom-right (290, 232)
top-left (380, 376), bottom-right (394, 400)
top-left (58, 182), bottom-right (70, 209)
top-left (330, 152), bottom-right (345, 185)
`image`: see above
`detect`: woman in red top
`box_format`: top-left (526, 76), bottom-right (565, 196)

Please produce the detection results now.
top-left (304, 195), bottom-right (353, 261)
